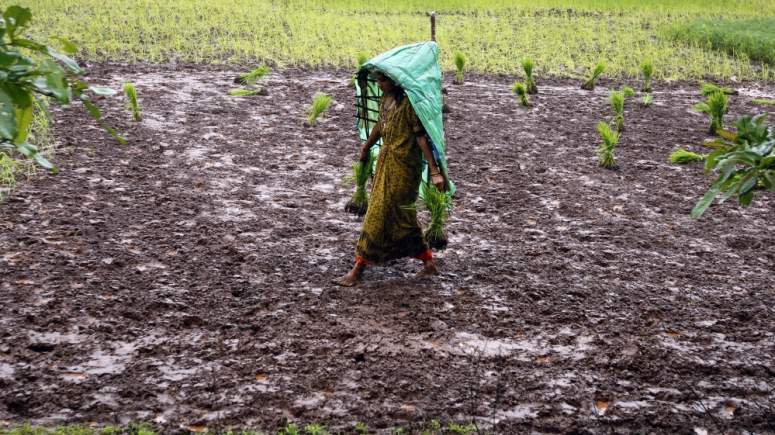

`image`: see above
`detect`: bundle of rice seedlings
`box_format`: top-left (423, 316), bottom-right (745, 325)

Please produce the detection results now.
top-left (235, 65), bottom-right (270, 85)
top-left (228, 89), bottom-right (261, 97)
top-left (307, 92), bottom-right (332, 126)
top-left (344, 151), bottom-right (375, 216)
top-left (581, 61), bottom-right (605, 90)
top-left (609, 90), bottom-right (625, 132)
top-left (122, 82), bottom-right (141, 121)
top-left (420, 181), bottom-right (451, 250)
top-left (596, 121), bottom-right (619, 169)
top-left (453, 52), bottom-right (466, 84)
top-left (701, 83), bottom-right (738, 97)
top-left (668, 149), bottom-right (706, 164)
top-left (640, 59), bottom-right (654, 93)
top-left (641, 94), bottom-right (653, 107)
top-left (694, 90), bottom-right (728, 135)
top-left (621, 86), bottom-right (636, 98)
top-left (522, 58), bottom-right (538, 94)
top-left (512, 82), bottom-right (529, 106)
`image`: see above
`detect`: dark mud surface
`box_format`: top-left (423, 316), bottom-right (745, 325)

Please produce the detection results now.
top-left (1, 63), bottom-right (774, 433)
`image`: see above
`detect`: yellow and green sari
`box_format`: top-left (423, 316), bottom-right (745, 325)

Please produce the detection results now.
top-left (355, 95), bottom-right (431, 264)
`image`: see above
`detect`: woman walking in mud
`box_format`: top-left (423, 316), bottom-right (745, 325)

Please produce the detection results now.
top-left (335, 70), bottom-right (447, 286)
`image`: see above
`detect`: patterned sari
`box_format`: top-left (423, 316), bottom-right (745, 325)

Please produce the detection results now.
top-left (355, 94), bottom-right (429, 264)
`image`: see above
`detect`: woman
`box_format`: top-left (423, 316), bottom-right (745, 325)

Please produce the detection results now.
top-left (336, 70), bottom-right (447, 287)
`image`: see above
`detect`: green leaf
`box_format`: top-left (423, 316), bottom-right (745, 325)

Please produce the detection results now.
top-left (762, 170), bottom-right (775, 190)
top-left (12, 38), bottom-right (48, 54)
top-left (41, 68), bottom-right (70, 102)
top-left (739, 189), bottom-right (754, 206)
top-left (13, 105), bottom-right (32, 144)
top-left (47, 49), bottom-right (82, 74)
top-left (0, 86), bottom-right (18, 140)
top-left (15, 141), bottom-right (37, 157)
top-left (102, 124), bottom-right (127, 144)
top-left (54, 37), bottom-right (78, 55)
top-left (3, 6), bottom-right (32, 38)
top-left (691, 178), bottom-right (725, 219)
top-left (33, 152), bottom-right (57, 172)
top-left (694, 102), bottom-right (710, 114)
top-left (738, 173), bottom-right (759, 196)
top-left (88, 86), bottom-right (117, 96)
top-left (82, 99), bottom-right (101, 119)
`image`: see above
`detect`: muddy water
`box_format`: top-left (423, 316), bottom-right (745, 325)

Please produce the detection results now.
top-left (0, 63), bottom-right (774, 433)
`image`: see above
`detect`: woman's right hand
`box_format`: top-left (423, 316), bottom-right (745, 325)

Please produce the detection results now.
top-left (359, 146), bottom-right (370, 163)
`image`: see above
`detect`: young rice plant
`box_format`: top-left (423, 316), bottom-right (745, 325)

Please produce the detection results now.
top-left (344, 150), bottom-right (375, 216)
top-left (669, 148), bottom-right (706, 164)
top-left (701, 82), bottom-right (737, 96)
top-left (694, 90), bottom-right (728, 135)
top-left (522, 58), bottom-right (538, 94)
top-left (641, 94), bottom-right (653, 107)
top-left (596, 121), bottom-right (619, 169)
top-left (581, 61), bottom-right (606, 90)
top-left (307, 92), bottom-right (332, 125)
top-left (621, 86), bottom-right (636, 98)
top-left (123, 82), bottom-right (142, 121)
top-left (453, 52), bottom-right (466, 84)
top-left (609, 90), bottom-right (625, 132)
top-left (235, 65), bottom-right (269, 85)
top-left (640, 59), bottom-right (654, 92)
top-left (512, 82), bottom-right (529, 106)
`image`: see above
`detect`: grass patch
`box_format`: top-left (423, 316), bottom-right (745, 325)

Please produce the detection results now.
top-left (668, 18), bottom-right (775, 66)
top-left (13, 0), bottom-right (775, 80)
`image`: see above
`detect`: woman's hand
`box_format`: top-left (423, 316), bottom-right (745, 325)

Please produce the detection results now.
top-left (431, 172), bottom-right (446, 191)
top-left (358, 146), bottom-right (370, 163)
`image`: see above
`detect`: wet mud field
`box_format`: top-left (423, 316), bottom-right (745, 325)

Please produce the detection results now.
top-left (1, 63), bottom-right (774, 433)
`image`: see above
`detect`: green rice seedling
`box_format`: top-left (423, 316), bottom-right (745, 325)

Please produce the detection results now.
top-left (701, 82), bottom-right (737, 96)
top-left (522, 58), bottom-right (538, 94)
top-left (609, 90), bottom-right (625, 132)
top-left (621, 86), bottom-right (636, 98)
top-left (279, 424), bottom-right (300, 435)
top-left (304, 424), bottom-right (327, 435)
top-left (453, 52), bottom-right (466, 84)
top-left (694, 90), bottom-right (728, 134)
top-left (641, 94), bottom-right (653, 107)
top-left (512, 82), bottom-right (529, 106)
top-left (752, 98), bottom-right (775, 106)
top-left (228, 89), bottom-right (260, 97)
top-left (353, 422), bottom-right (369, 435)
top-left (344, 150), bottom-right (375, 216)
top-left (235, 65), bottom-right (269, 85)
top-left (420, 181), bottom-right (452, 249)
top-left (669, 148), bottom-right (706, 164)
top-left (306, 92), bottom-right (332, 125)
top-left (581, 61), bottom-right (605, 90)
top-left (123, 82), bottom-right (142, 121)
top-left (640, 59), bottom-right (654, 92)
top-left (596, 121), bottom-right (619, 169)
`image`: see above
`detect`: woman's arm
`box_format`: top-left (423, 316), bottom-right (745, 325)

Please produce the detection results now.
top-left (417, 135), bottom-right (446, 191)
top-left (359, 124), bottom-right (381, 162)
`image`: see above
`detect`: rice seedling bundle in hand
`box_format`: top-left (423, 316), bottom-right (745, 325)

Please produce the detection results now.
top-left (596, 121), bottom-right (619, 169)
top-left (669, 148), bottom-right (706, 164)
top-left (453, 52), bottom-right (465, 84)
top-left (512, 82), bottom-right (529, 106)
top-left (123, 82), bottom-right (141, 121)
top-left (609, 90), bottom-right (625, 132)
top-left (344, 151), bottom-right (375, 216)
top-left (694, 90), bottom-right (728, 135)
top-left (421, 182), bottom-right (452, 250)
top-left (307, 92), bottom-right (332, 126)
top-left (522, 58), bottom-right (538, 94)
top-left (581, 61), bottom-right (605, 90)
top-left (640, 59), bottom-right (654, 93)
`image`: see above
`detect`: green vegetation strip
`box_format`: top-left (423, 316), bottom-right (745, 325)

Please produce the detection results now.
top-left (13, 0), bottom-right (775, 80)
top-left (667, 18), bottom-right (775, 66)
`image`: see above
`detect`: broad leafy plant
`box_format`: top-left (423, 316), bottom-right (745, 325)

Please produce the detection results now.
top-left (0, 5), bottom-right (124, 172)
top-left (692, 113), bottom-right (775, 218)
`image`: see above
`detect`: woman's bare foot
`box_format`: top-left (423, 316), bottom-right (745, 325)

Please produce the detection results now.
top-left (334, 264), bottom-right (365, 287)
top-left (418, 260), bottom-right (439, 276)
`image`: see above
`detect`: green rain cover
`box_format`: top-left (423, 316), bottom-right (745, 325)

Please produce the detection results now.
top-left (355, 41), bottom-right (455, 196)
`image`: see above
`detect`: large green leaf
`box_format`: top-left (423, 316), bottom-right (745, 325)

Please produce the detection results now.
top-left (12, 38), bottom-right (48, 55)
top-left (3, 6), bottom-right (32, 39)
top-left (47, 49), bottom-right (82, 74)
top-left (13, 105), bottom-right (32, 144)
top-left (691, 181), bottom-right (723, 219)
top-left (54, 37), bottom-right (78, 55)
top-left (0, 86), bottom-right (18, 140)
top-left (88, 86), bottom-right (117, 96)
